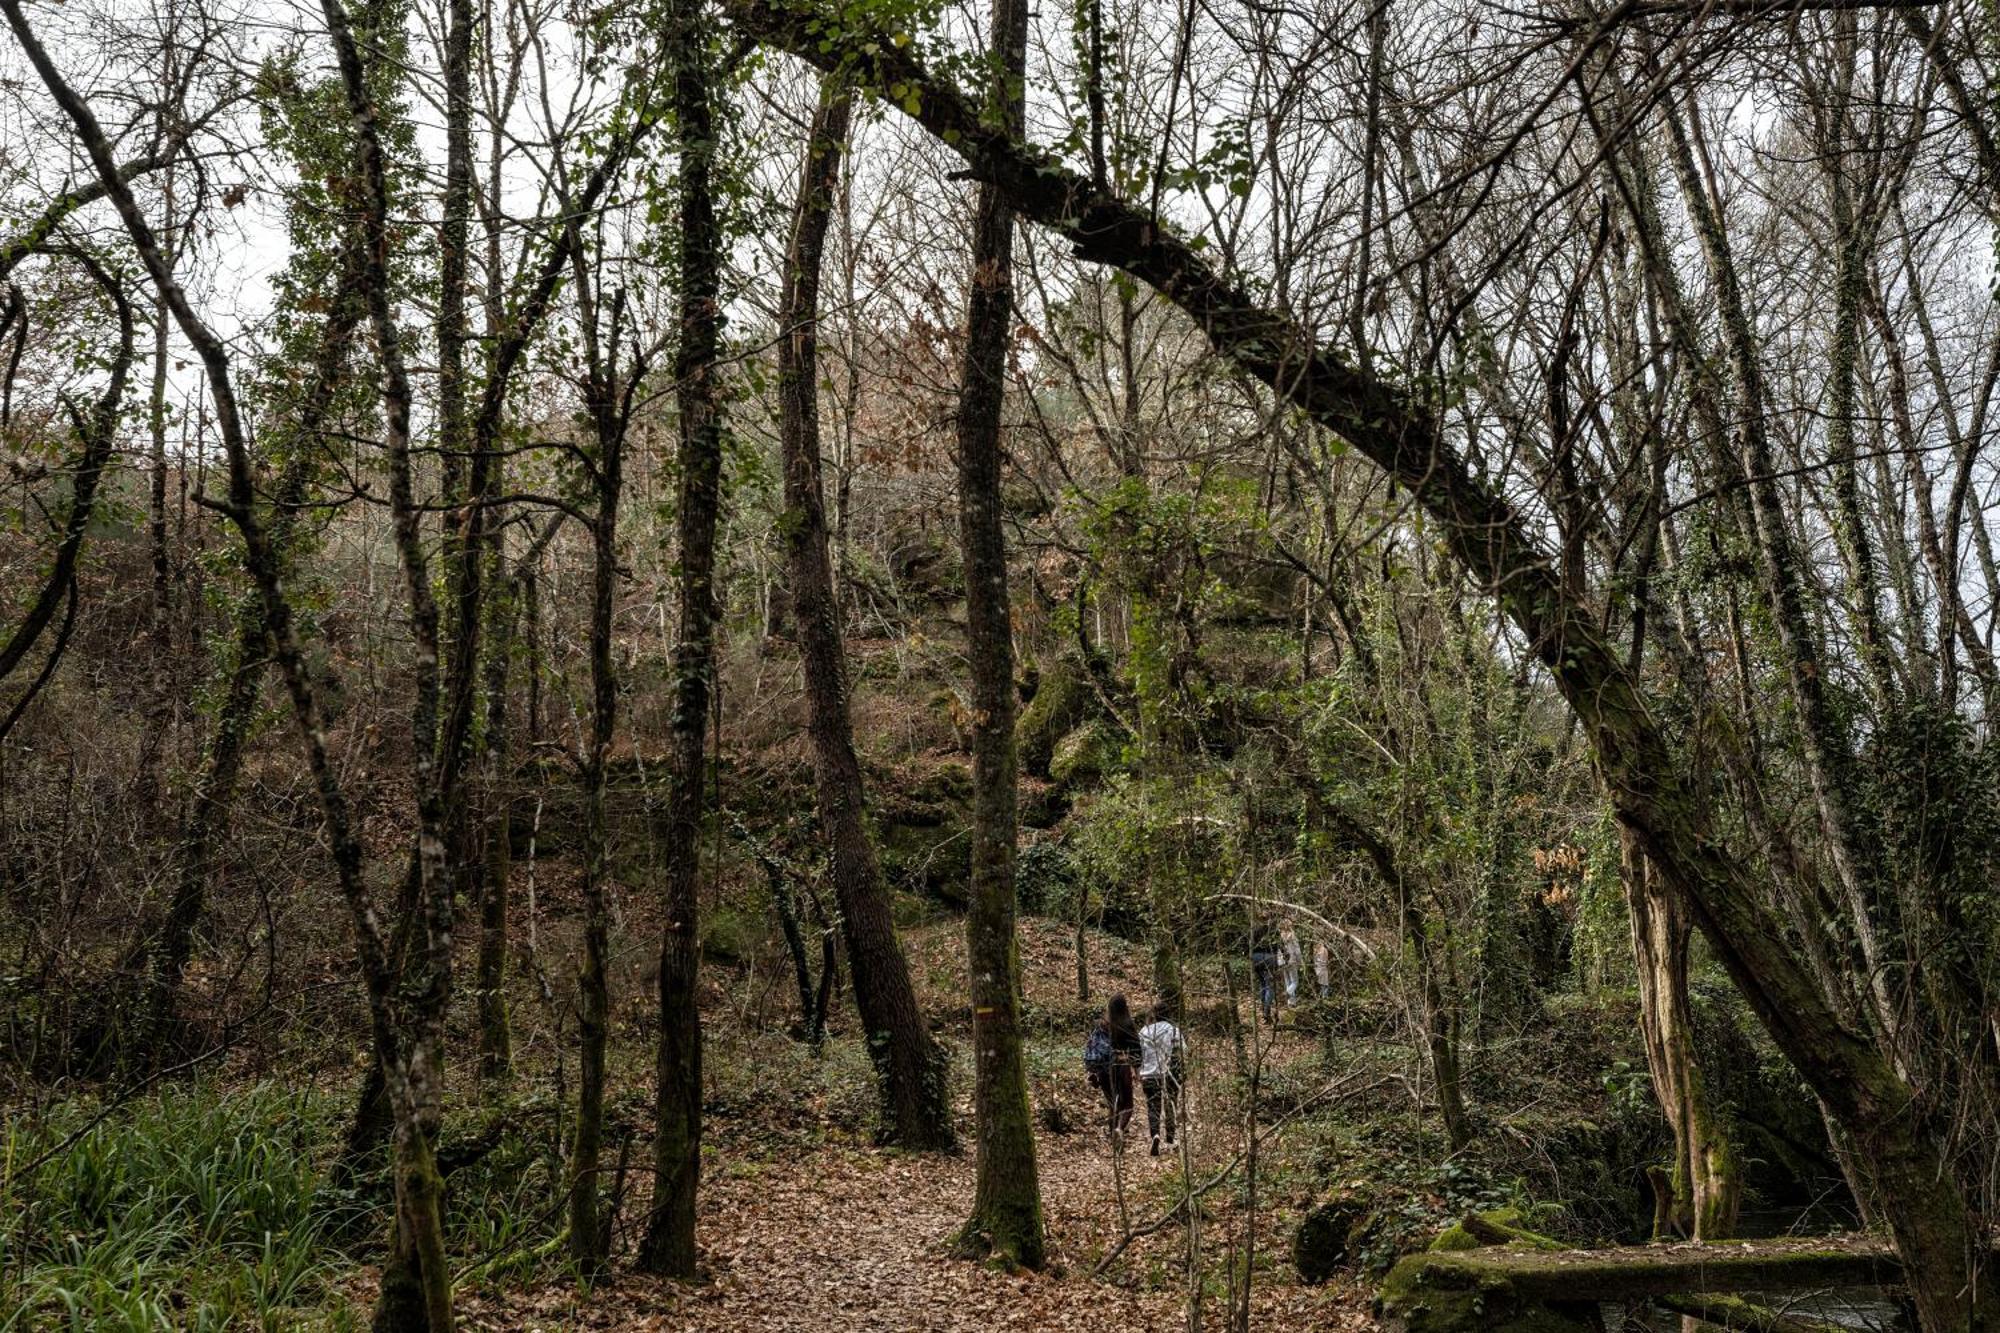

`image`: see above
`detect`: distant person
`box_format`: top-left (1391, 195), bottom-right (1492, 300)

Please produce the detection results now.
top-left (1248, 922), bottom-right (1278, 1025)
top-left (1313, 937), bottom-right (1331, 999)
top-left (1086, 994), bottom-right (1143, 1143)
top-left (1138, 1000), bottom-right (1186, 1157)
top-left (1279, 919), bottom-right (1303, 1005)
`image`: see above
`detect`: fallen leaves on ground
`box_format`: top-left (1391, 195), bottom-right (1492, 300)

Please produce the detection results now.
top-left (455, 1085), bottom-right (1377, 1331)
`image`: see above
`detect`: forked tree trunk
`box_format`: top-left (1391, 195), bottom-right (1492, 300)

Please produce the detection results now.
top-left (777, 79), bottom-right (955, 1150)
top-left (1326, 805), bottom-right (1471, 1152)
top-left (1621, 830), bottom-right (1738, 1243)
top-left (640, 0), bottom-right (724, 1275)
top-left (949, 0), bottom-right (1045, 1267)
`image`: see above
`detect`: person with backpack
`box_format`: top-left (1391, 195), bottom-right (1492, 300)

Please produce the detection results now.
top-left (1137, 1000), bottom-right (1186, 1156)
top-left (1084, 994), bottom-right (1143, 1143)
top-left (1248, 921), bottom-right (1279, 1025)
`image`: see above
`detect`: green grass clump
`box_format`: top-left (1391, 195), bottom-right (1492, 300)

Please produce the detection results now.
top-left (1, 1082), bottom-right (359, 1331)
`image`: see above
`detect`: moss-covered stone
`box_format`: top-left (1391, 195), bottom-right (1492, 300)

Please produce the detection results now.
top-left (872, 761), bottom-right (974, 904)
top-left (1050, 721), bottom-right (1122, 788)
top-left (1016, 654), bottom-right (1094, 779)
top-left (1427, 1209), bottom-right (1562, 1254)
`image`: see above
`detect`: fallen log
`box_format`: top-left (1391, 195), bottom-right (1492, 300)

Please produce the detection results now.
top-left (1377, 1234), bottom-right (1903, 1333)
top-left (1656, 1291), bottom-right (1849, 1333)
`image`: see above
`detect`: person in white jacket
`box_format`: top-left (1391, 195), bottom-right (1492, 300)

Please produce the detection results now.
top-left (1137, 1001), bottom-right (1186, 1156)
top-left (1313, 937), bottom-right (1332, 999)
top-left (1279, 920), bottom-right (1303, 1005)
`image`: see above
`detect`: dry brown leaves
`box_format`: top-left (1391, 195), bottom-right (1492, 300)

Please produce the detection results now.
top-left (456, 1116), bottom-right (1377, 1331)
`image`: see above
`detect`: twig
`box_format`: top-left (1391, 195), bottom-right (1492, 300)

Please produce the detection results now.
top-left (1093, 1070), bottom-right (1387, 1275)
top-left (1209, 892), bottom-right (1378, 960)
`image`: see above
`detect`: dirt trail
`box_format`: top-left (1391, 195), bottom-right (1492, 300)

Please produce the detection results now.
top-left (458, 1117), bottom-right (1373, 1331)
top-left (455, 921), bottom-right (1375, 1330)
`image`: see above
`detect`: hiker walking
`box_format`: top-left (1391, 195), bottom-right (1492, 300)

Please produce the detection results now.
top-left (1248, 921), bottom-right (1279, 1025)
top-left (1279, 918), bottom-right (1303, 1006)
top-left (1084, 994), bottom-right (1143, 1143)
top-left (1138, 1000), bottom-right (1186, 1157)
top-left (1313, 936), bottom-right (1332, 1000)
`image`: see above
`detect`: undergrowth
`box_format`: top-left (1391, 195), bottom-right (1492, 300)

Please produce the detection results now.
top-left (1, 1083), bottom-right (357, 1331)
top-left (1, 1079), bottom-right (587, 1329)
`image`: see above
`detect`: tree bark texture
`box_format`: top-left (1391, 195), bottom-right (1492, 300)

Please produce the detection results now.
top-left (641, 0), bottom-right (724, 1275)
top-left (1621, 830), bottom-right (1739, 1243)
top-left (778, 79), bottom-right (956, 1151)
top-left (948, 0), bottom-right (1045, 1267)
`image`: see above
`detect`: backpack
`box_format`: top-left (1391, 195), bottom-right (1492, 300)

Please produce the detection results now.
top-left (1083, 1025), bottom-right (1113, 1089)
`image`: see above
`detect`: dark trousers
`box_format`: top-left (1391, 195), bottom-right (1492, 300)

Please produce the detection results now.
top-left (1142, 1073), bottom-right (1180, 1144)
top-left (1103, 1064), bottom-right (1135, 1132)
top-left (1250, 952), bottom-right (1277, 1022)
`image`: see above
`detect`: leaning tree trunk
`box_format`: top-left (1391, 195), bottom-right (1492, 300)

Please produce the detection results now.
top-left (723, 16), bottom-right (1999, 1320)
top-left (150, 236), bottom-right (366, 1056)
top-left (1622, 830), bottom-right (1738, 1243)
top-left (640, 0), bottom-right (724, 1275)
top-left (778, 78), bottom-right (955, 1151)
top-left (949, 0), bottom-right (1045, 1268)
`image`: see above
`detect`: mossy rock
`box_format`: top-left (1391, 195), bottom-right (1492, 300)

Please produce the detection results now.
top-left (878, 820), bottom-right (971, 905)
top-left (1428, 1209), bottom-right (1563, 1254)
top-left (1376, 1252), bottom-right (1602, 1333)
top-left (891, 889), bottom-right (940, 929)
top-left (1016, 654), bottom-right (1094, 779)
top-left (701, 904), bottom-right (765, 964)
top-left (886, 522), bottom-right (961, 601)
top-left (1050, 721), bottom-right (1123, 788)
top-left (1019, 781), bottom-right (1069, 830)
top-left (872, 761), bottom-right (974, 905)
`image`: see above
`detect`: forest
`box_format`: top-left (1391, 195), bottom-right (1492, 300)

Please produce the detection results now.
top-left (0, 0), bottom-right (1995, 1325)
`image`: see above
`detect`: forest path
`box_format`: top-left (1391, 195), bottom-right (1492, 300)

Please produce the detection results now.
top-left (457, 1107), bottom-right (1373, 1331)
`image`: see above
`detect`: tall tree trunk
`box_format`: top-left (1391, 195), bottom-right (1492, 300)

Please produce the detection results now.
top-left (436, 0), bottom-right (490, 982)
top-left (949, 0), bottom-right (1045, 1267)
top-left (570, 264), bottom-right (632, 1275)
top-left (144, 188), bottom-right (174, 741)
top-left (640, 0), bottom-right (724, 1275)
top-left (314, 5), bottom-right (457, 1325)
top-left (476, 556), bottom-right (515, 1086)
top-left (570, 503), bottom-right (616, 1274)
top-left (777, 79), bottom-right (955, 1150)
top-left (477, 515), bottom-right (563, 1086)
top-left (1622, 830), bottom-right (1738, 1243)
